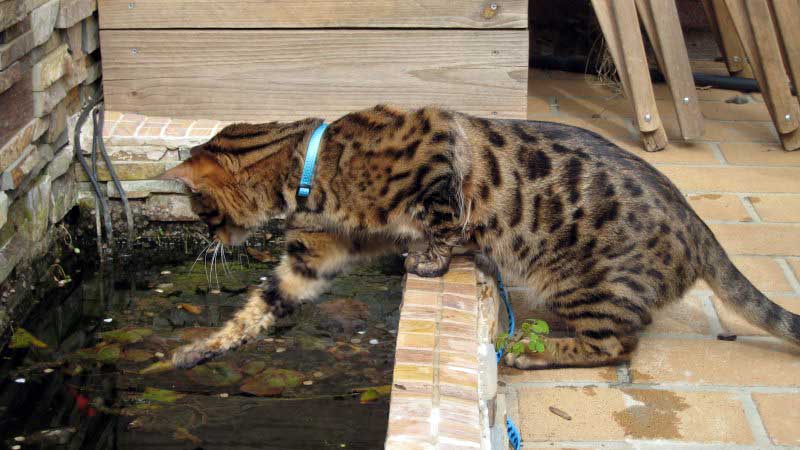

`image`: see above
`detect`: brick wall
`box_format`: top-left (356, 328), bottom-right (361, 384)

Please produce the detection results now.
top-left (0, 0), bottom-right (101, 284)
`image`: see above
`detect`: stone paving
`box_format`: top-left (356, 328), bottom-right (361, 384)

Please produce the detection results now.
top-left (501, 68), bottom-right (800, 449)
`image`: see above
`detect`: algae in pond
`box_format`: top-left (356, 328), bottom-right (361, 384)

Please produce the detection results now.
top-left (0, 239), bottom-right (404, 449)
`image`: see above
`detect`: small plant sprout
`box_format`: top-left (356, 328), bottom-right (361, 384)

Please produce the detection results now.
top-left (496, 319), bottom-right (550, 356)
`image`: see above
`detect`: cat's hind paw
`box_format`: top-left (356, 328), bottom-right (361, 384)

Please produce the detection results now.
top-left (404, 251), bottom-right (450, 278)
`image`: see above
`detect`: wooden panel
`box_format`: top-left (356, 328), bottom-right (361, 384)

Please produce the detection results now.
top-left (99, 0), bottom-right (527, 29)
top-left (100, 30), bottom-right (528, 121)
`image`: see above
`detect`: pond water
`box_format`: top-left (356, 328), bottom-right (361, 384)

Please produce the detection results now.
top-left (0, 233), bottom-right (405, 449)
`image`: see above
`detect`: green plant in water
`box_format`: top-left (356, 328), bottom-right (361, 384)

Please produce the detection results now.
top-left (495, 319), bottom-right (550, 356)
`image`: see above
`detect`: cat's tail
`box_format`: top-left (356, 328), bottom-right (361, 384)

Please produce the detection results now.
top-left (702, 233), bottom-right (800, 345)
top-left (172, 288), bottom-right (276, 369)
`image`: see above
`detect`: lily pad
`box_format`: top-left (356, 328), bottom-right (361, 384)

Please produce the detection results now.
top-left (101, 327), bottom-right (153, 344)
top-left (241, 361), bottom-right (267, 376)
top-left (123, 349), bottom-right (154, 363)
top-left (359, 389), bottom-right (380, 404)
top-left (240, 368), bottom-right (302, 397)
top-left (10, 328), bottom-right (49, 349)
top-left (143, 387), bottom-right (185, 403)
top-left (187, 362), bottom-right (242, 387)
top-left (75, 343), bottom-right (121, 363)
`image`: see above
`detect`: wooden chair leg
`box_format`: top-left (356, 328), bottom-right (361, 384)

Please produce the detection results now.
top-left (636, 0), bottom-right (704, 140)
top-left (592, 0), bottom-right (667, 151)
top-left (724, 0), bottom-right (800, 151)
top-left (771, 0), bottom-right (800, 106)
top-left (701, 0), bottom-right (754, 78)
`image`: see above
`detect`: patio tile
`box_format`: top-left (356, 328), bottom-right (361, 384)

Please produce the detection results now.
top-left (719, 142), bottom-right (800, 166)
top-left (658, 166), bottom-right (800, 193)
top-left (517, 386), bottom-right (753, 443)
top-left (541, 116), bottom-right (633, 140)
top-left (700, 101), bottom-right (772, 122)
top-left (686, 194), bottom-right (751, 222)
top-left (618, 140), bottom-right (718, 165)
top-left (707, 223), bottom-right (800, 255)
top-left (752, 393), bottom-right (800, 446)
top-left (629, 338), bottom-right (800, 386)
top-left (788, 258), bottom-right (800, 281)
top-left (748, 195), bottom-right (800, 222)
top-left (668, 119), bottom-right (777, 142)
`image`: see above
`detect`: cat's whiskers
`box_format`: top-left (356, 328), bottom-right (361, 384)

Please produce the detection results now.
top-left (190, 241), bottom-right (215, 287)
top-left (220, 242), bottom-right (231, 275)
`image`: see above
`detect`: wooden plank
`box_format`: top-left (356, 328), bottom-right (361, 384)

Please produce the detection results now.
top-left (592, 0), bottom-right (666, 151)
top-left (724, 0), bottom-right (800, 150)
top-left (702, 0), bottom-right (753, 77)
top-left (100, 29), bottom-right (528, 121)
top-left (771, 0), bottom-right (800, 103)
top-left (638, 0), bottom-right (703, 140)
top-left (98, 0), bottom-right (527, 29)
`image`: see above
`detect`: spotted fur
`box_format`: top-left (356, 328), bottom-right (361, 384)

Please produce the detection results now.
top-left (161, 104), bottom-right (800, 370)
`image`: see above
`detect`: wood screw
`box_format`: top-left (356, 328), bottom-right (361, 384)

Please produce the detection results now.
top-left (131, 48), bottom-right (138, 55)
top-left (490, 3), bottom-right (498, 10)
top-left (644, 114), bottom-right (652, 122)
top-left (786, 114), bottom-right (792, 121)
top-left (682, 97), bottom-right (690, 104)
top-left (128, 3), bottom-right (135, 9)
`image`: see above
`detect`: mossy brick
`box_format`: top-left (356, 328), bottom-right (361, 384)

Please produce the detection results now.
top-left (74, 161), bottom-right (175, 181)
top-left (145, 195), bottom-right (198, 222)
top-left (0, 61), bottom-right (23, 95)
top-left (30, 0), bottom-right (59, 46)
top-left (32, 43), bottom-right (71, 91)
top-left (107, 180), bottom-right (188, 198)
top-left (0, 234), bottom-right (25, 284)
top-left (0, 29), bottom-right (34, 70)
top-left (1, 144), bottom-right (48, 190)
top-left (55, 0), bottom-right (97, 29)
top-left (1, 119), bottom-right (38, 172)
top-left (0, 192), bottom-right (8, 230)
top-left (49, 170), bottom-right (78, 223)
top-left (0, 15), bottom-right (31, 46)
top-left (45, 144), bottom-right (74, 179)
top-left (9, 174), bottom-right (51, 242)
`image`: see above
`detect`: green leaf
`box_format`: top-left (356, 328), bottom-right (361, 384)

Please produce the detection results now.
top-left (10, 328), bottom-right (49, 349)
top-left (75, 343), bottom-right (121, 363)
top-left (239, 368), bottom-right (302, 396)
top-left (535, 341), bottom-right (545, 353)
top-left (359, 389), bottom-right (380, 404)
top-left (101, 327), bottom-right (154, 344)
top-left (495, 333), bottom-right (509, 351)
top-left (511, 342), bottom-right (524, 355)
top-left (529, 320), bottom-right (550, 335)
top-left (143, 387), bottom-right (185, 403)
top-left (521, 322), bottom-right (532, 333)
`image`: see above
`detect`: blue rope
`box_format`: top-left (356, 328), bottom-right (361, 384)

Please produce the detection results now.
top-left (495, 272), bottom-right (522, 450)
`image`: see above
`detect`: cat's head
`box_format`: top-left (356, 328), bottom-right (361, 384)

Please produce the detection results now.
top-left (159, 120), bottom-right (320, 245)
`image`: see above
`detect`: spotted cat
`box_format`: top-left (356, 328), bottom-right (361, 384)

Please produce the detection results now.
top-left (160, 104), bottom-right (800, 370)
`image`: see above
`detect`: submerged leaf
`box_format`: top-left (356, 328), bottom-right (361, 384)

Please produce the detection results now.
top-left (174, 427), bottom-right (202, 446)
top-left (101, 327), bottom-right (153, 344)
top-left (139, 360), bottom-right (175, 375)
top-left (241, 361), bottom-right (267, 376)
top-left (143, 387), bottom-right (185, 403)
top-left (75, 343), bottom-right (121, 363)
top-left (10, 328), bottom-right (49, 349)
top-left (178, 303), bottom-right (203, 315)
top-left (187, 362), bottom-right (242, 387)
top-left (240, 368), bottom-right (302, 397)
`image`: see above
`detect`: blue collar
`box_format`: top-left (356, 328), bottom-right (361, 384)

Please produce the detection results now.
top-left (297, 123), bottom-right (328, 197)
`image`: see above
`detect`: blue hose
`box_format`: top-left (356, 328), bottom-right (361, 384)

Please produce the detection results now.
top-left (495, 273), bottom-right (522, 450)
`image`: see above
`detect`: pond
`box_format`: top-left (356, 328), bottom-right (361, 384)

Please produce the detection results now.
top-left (0, 230), bottom-right (405, 449)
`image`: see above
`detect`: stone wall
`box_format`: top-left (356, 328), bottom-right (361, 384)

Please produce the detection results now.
top-left (0, 0), bottom-right (101, 284)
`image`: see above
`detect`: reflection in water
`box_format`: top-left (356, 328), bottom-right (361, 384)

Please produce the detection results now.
top-left (0, 237), bottom-right (404, 449)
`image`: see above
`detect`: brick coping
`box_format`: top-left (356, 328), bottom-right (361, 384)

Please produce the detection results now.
top-left (386, 255), bottom-right (501, 450)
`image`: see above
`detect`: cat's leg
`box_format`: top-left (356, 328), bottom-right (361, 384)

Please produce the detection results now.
top-left (404, 201), bottom-right (464, 278)
top-left (172, 230), bottom-right (394, 369)
top-left (504, 287), bottom-right (648, 369)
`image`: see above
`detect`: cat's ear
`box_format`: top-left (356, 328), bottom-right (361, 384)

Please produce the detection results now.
top-left (159, 153), bottom-right (226, 192)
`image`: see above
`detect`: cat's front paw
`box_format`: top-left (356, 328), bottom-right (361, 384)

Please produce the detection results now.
top-left (405, 251), bottom-right (450, 278)
top-left (172, 343), bottom-right (216, 369)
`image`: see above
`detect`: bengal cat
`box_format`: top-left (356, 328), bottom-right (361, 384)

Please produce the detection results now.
top-left (160, 104), bottom-right (800, 370)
